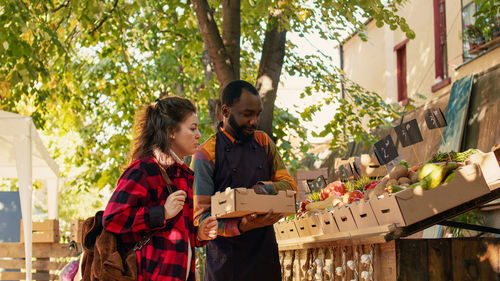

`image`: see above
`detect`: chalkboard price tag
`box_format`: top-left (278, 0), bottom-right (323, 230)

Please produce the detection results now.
top-left (374, 135), bottom-right (399, 165)
top-left (306, 175), bottom-right (327, 193)
top-left (338, 163), bottom-right (354, 180)
top-left (394, 119), bottom-right (424, 147)
top-left (425, 108), bottom-right (447, 129)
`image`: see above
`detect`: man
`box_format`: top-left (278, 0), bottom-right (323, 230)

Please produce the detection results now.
top-left (193, 80), bottom-right (298, 281)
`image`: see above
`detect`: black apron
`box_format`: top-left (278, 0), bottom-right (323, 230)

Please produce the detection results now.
top-left (204, 127), bottom-right (281, 281)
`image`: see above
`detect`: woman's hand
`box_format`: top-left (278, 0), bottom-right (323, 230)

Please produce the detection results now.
top-left (164, 190), bottom-right (187, 220)
top-left (197, 217), bottom-right (218, 241)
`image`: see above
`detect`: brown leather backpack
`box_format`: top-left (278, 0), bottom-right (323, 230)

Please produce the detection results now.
top-left (80, 211), bottom-right (142, 281)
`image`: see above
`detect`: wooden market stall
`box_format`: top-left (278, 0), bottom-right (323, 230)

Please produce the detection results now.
top-left (279, 71), bottom-right (500, 281)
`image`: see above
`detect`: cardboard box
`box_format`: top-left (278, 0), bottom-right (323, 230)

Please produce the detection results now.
top-left (211, 188), bottom-right (296, 218)
top-left (309, 210), bottom-right (339, 235)
top-left (370, 164), bottom-right (490, 227)
top-left (469, 151), bottom-right (500, 190)
top-left (353, 154), bottom-right (387, 178)
top-left (273, 223), bottom-right (284, 241)
top-left (20, 219), bottom-right (60, 243)
top-left (350, 199), bottom-right (380, 228)
top-left (294, 214), bottom-right (314, 237)
top-left (274, 220), bottom-right (299, 240)
top-left (332, 205), bottom-right (358, 232)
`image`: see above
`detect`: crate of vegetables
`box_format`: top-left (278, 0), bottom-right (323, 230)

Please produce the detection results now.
top-left (294, 213), bottom-right (315, 237)
top-left (310, 210), bottom-right (340, 235)
top-left (350, 199), bottom-right (380, 228)
top-left (332, 204), bottom-right (358, 232)
top-left (370, 163), bottom-right (490, 227)
top-left (274, 219), bottom-right (300, 240)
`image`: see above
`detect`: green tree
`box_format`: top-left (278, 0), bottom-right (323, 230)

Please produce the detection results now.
top-left (1, 0), bottom-right (414, 219)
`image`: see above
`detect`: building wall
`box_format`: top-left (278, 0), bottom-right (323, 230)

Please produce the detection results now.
top-left (342, 0), bottom-right (499, 103)
top-left (343, 21), bottom-right (388, 100)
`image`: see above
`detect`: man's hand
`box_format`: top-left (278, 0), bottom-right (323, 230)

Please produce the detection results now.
top-left (238, 210), bottom-right (282, 233)
top-left (197, 216), bottom-right (218, 241)
top-left (251, 183), bottom-right (268, 194)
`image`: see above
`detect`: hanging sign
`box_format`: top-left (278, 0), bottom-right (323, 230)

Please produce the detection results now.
top-left (306, 175), bottom-right (327, 193)
top-left (425, 108), bottom-right (447, 129)
top-left (394, 119), bottom-right (424, 147)
top-left (374, 135), bottom-right (399, 165)
top-left (338, 163), bottom-right (354, 180)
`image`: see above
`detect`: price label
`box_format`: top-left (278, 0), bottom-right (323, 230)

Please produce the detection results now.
top-left (425, 108), bottom-right (447, 129)
top-left (394, 119), bottom-right (423, 147)
top-left (306, 175), bottom-right (327, 193)
top-left (374, 135), bottom-right (399, 165)
top-left (338, 163), bottom-right (354, 180)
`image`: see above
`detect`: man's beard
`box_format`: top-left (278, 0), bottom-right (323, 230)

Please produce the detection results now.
top-left (228, 114), bottom-right (256, 143)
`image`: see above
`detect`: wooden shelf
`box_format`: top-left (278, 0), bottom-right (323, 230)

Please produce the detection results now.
top-left (278, 188), bottom-right (500, 250)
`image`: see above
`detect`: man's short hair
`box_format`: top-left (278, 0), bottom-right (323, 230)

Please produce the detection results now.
top-left (221, 80), bottom-right (259, 107)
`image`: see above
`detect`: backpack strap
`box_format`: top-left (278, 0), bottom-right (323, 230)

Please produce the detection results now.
top-left (155, 161), bottom-right (174, 194)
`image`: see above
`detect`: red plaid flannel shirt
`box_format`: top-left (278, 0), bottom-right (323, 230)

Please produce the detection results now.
top-left (103, 156), bottom-right (204, 281)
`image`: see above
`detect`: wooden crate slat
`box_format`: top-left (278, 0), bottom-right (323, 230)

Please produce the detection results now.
top-left (427, 239), bottom-right (452, 281)
top-left (451, 238), bottom-right (499, 281)
top-left (396, 239), bottom-right (429, 281)
top-left (0, 259), bottom-right (68, 271)
top-left (0, 271), bottom-right (58, 281)
top-left (20, 220), bottom-right (60, 243)
top-left (0, 243), bottom-right (77, 258)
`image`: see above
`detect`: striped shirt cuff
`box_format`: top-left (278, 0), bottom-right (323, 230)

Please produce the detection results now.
top-left (258, 181), bottom-right (277, 195)
top-left (218, 219), bottom-right (241, 237)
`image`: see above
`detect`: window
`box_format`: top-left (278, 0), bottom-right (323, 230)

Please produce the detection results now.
top-left (433, 0), bottom-right (448, 81)
top-left (394, 39), bottom-right (408, 104)
top-left (462, 0), bottom-right (478, 60)
top-left (431, 0), bottom-right (451, 92)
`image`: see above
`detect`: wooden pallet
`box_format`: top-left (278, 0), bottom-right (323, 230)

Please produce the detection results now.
top-left (0, 243), bottom-right (79, 281)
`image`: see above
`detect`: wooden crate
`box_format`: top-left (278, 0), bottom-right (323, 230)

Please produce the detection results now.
top-left (0, 242), bottom-right (79, 280)
top-left (70, 219), bottom-right (85, 243)
top-left (20, 219), bottom-right (60, 243)
top-left (279, 238), bottom-right (500, 281)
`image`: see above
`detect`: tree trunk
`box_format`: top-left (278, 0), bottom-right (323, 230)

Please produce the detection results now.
top-left (256, 20), bottom-right (287, 138)
top-left (222, 0), bottom-right (240, 80)
top-left (191, 0), bottom-right (236, 91)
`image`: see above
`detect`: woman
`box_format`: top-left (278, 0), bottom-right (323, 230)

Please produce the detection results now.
top-left (102, 96), bottom-right (218, 281)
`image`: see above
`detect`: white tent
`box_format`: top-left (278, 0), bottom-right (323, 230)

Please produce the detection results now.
top-left (0, 110), bottom-right (59, 281)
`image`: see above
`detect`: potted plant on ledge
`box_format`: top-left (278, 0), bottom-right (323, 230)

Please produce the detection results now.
top-left (464, 24), bottom-right (482, 51)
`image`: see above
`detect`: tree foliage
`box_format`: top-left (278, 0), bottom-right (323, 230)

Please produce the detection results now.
top-left (1, 0), bottom-right (414, 219)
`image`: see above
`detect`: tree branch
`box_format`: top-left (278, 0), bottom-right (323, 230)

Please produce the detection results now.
top-left (191, 0), bottom-right (236, 91)
top-left (90, 0), bottom-right (119, 35)
top-left (51, 0), bottom-right (70, 13)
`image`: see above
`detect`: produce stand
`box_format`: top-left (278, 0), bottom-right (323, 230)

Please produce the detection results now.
top-left (276, 77), bottom-right (500, 280)
top-left (277, 182), bottom-right (500, 281)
